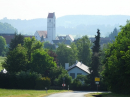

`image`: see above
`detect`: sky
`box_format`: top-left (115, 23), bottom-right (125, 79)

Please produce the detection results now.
top-left (0, 0), bottom-right (130, 20)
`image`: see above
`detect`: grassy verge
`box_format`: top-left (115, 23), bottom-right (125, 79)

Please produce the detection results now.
top-left (0, 56), bottom-right (6, 71)
top-left (85, 93), bottom-right (130, 97)
top-left (0, 88), bottom-right (70, 97)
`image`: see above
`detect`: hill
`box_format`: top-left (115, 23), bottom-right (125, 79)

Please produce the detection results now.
top-left (0, 15), bottom-right (130, 37)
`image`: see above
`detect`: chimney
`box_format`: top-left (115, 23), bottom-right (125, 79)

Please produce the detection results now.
top-left (76, 60), bottom-right (78, 63)
top-left (65, 63), bottom-right (69, 70)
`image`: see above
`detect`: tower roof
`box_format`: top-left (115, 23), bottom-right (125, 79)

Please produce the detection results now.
top-left (48, 12), bottom-right (55, 18)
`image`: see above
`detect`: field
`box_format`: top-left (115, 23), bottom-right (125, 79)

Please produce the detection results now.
top-left (0, 89), bottom-right (69, 97)
top-left (0, 56), bottom-right (6, 71)
top-left (85, 93), bottom-right (130, 97)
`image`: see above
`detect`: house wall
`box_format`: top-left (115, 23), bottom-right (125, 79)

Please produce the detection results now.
top-left (34, 31), bottom-right (41, 41)
top-left (68, 67), bottom-right (88, 79)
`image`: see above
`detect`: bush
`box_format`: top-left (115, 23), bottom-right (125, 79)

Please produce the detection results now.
top-left (35, 77), bottom-right (51, 90)
top-left (0, 71), bottom-right (42, 89)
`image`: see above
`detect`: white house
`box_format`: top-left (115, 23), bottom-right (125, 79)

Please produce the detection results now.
top-left (34, 12), bottom-right (56, 43)
top-left (65, 61), bottom-right (90, 79)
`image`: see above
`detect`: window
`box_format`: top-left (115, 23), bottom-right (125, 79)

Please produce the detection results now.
top-left (70, 73), bottom-right (75, 79)
top-left (49, 19), bottom-right (51, 22)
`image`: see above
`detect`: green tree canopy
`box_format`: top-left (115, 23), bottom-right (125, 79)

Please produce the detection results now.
top-left (56, 43), bottom-right (78, 67)
top-left (0, 36), bottom-right (6, 56)
top-left (102, 21), bottom-right (130, 94)
top-left (9, 33), bottom-right (24, 51)
top-left (75, 35), bottom-right (92, 66)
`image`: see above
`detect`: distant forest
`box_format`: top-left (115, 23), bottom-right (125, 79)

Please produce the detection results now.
top-left (0, 15), bottom-right (130, 37)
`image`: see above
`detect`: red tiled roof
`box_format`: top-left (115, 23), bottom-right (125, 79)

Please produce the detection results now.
top-left (1, 35), bottom-right (34, 44)
top-left (36, 31), bottom-right (47, 38)
top-left (1, 35), bottom-right (15, 44)
top-left (48, 13), bottom-right (54, 18)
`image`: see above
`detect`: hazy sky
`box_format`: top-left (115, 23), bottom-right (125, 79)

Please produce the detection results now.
top-left (0, 0), bottom-right (130, 20)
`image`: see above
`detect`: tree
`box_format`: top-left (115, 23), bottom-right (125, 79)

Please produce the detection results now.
top-left (24, 37), bottom-right (43, 62)
top-left (2, 44), bottom-right (28, 73)
top-left (48, 50), bottom-right (58, 65)
top-left (9, 33), bottom-right (24, 51)
top-left (31, 49), bottom-right (57, 75)
top-left (56, 43), bottom-right (78, 67)
top-left (108, 27), bottom-right (119, 41)
top-left (88, 29), bottom-right (101, 90)
top-left (75, 35), bottom-right (92, 66)
top-left (102, 21), bottom-right (130, 94)
top-left (0, 36), bottom-right (6, 56)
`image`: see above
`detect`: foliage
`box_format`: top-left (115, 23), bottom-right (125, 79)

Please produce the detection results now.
top-left (54, 73), bottom-right (72, 87)
top-left (108, 27), bottom-right (119, 41)
top-left (0, 36), bottom-right (6, 56)
top-left (88, 29), bottom-right (101, 90)
top-left (48, 50), bottom-right (58, 65)
top-left (0, 22), bottom-right (18, 34)
top-left (75, 35), bottom-right (92, 66)
top-left (0, 56), bottom-right (6, 70)
top-left (35, 77), bottom-right (51, 90)
top-left (0, 71), bottom-right (42, 89)
top-left (2, 44), bottom-right (28, 73)
top-left (102, 20), bottom-right (130, 94)
top-left (24, 37), bottom-right (43, 62)
top-left (9, 33), bottom-right (24, 51)
top-left (31, 49), bottom-right (57, 75)
top-left (44, 41), bottom-right (56, 50)
top-left (56, 43), bottom-right (78, 67)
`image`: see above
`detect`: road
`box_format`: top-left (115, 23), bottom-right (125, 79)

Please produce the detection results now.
top-left (46, 91), bottom-right (105, 97)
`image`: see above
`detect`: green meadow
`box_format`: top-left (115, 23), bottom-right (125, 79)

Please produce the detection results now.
top-left (0, 56), bottom-right (6, 71)
top-left (0, 89), bottom-right (69, 97)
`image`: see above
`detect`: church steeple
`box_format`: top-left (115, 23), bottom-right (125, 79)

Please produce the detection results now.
top-left (47, 12), bottom-right (56, 43)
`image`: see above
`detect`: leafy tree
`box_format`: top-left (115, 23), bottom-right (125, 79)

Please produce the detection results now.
top-left (0, 36), bottom-right (6, 56)
top-left (56, 43), bottom-right (78, 67)
top-left (2, 44), bottom-right (28, 73)
top-left (88, 29), bottom-right (101, 90)
top-left (31, 49), bottom-right (57, 75)
top-left (44, 41), bottom-right (56, 50)
top-left (24, 37), bottom-right (43, 62)
top-left (9, 33), bottom-right (24, 51)
top-left (102, 21), bottom-right (130, 94)
top-left (108, 27), bottom-right (119, 41)
top-left (75, 35), bottom-right (92, 66)
top-left (48, 50), bottom-right (58, 65)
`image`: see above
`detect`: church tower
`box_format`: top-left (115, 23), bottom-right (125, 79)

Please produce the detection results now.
top-left (47, 12), bottom-right (56, 43)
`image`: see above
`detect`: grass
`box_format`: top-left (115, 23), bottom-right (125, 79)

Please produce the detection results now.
top-left (0, 88), bottom-right (69, 97)
top-left (0, 56), bottom-right (6, 71)
top-left (85, 93), bottom-right (130, 97)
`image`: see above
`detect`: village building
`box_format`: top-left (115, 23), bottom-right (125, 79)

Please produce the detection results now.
top-left (65, 61), bottom-right (90, 79)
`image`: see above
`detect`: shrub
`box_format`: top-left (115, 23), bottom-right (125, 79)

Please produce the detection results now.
top-left (35, 77), bottom-right (51, 90)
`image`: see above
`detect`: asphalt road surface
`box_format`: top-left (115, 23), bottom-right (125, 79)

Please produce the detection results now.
top-left (46, 91), bottom-right (104, 97)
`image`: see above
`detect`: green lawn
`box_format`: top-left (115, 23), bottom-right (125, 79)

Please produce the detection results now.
top-left (85, 93), bottom-right (130, 97)
top-left (0, 89), bottom-right (69, 97)
top-left (0, 56), bottom-right (6, 71)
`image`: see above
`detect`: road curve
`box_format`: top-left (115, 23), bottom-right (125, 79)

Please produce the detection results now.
top-left (46, 91), bottom-right (104, 97)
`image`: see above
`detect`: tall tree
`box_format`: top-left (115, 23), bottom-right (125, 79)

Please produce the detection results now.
top-left (24, 37), bottom-right (43, 62)
top-left (102, 20), bottom-right (130, 94)
top-left (75, 35), bottom-right (92, 66)
top-left (88, 29), bottom-right (100, 90)
top-left (0, 36), bottom-right (6, 56)
top-left (9, 33), bottom-right (24, 51)
top-left (56, 43), bottom-right (78, 67)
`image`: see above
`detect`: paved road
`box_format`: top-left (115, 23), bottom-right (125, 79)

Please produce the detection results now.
top-left (46, 91), bottom-right (105, 97)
